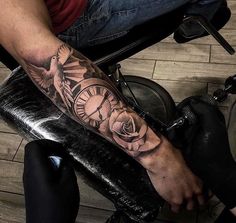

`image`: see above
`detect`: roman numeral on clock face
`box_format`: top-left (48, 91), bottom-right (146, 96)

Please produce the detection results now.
top-left (78, 97), bottom-right (86, 103)
top-left (87, 89), bottom-right (93, 96)
top-left (96, 86), bottom-right (101, 95)
top-left (77, 104), bottom-right (84, 109)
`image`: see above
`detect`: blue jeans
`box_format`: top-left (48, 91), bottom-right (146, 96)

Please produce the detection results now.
top-left (58, 0), bottom-right (223, 49)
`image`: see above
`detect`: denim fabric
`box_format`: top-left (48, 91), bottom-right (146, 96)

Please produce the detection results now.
top-left (57, 0), bottom-right (222, 49)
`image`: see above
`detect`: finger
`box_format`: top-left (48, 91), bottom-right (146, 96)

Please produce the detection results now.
top-left (186, 199), bottom-right (195, 211)
top-left (196, 194), bottom-right (205, 206)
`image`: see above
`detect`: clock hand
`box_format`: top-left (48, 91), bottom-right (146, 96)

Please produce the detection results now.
top-left (86, 108), bottom-right (99, 119)
top-left (97, 92), bottom-right (109, 110)
top-left (98, 109), bottom-right (103, 120)
top-left (85, 93), bottom-right (109, 120)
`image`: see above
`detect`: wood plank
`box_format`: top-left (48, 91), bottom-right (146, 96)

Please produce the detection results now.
top-left (131, 42), bottom-right (210, 63)
top-left (224, 15), bottom-right (236, 30)
top-left (154, 79), bottom-right (207, 103)
top-left (76, 175), bottom-right (114, 211)
top-left (13, 140), bottom-right (27, 163)
top-left (211, 45), bottom-right (236, 64)
top-left (0, 191), bottom-right (114, 223)
top-left (0, 133), bottom-right (22, 161)
top-left (0, 120), bottom-right (16, 134)
top-left (153, 61), bottom-right (236, 83)
top-left (0, 159), bottom-right (114, 211)
top-left (228, 1), bottom-right (236, 14)
top-left (0, 62), bottom-right (5, 67)
top-left (120, 59), bottom-right (155, 79)
top-left (0, 67), bottom-right (11, 83)
top-left (76, 206), bottom-right (113, 223)
top-left (0, 192), bottom-right (25, 223)
top-left (0, 160), bottom-right (23, 194)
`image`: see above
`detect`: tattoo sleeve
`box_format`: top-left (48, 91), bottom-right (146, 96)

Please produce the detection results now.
top-left (24, 44), bottom-right (161, 158)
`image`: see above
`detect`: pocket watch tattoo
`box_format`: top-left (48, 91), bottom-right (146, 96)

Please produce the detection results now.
top-left (74, 84), bottom-right (119, 128)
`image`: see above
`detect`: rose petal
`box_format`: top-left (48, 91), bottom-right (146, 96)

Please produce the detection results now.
top-left (138, 127), bottom-right (161, 152)
top-left (129, 115), bottom-right (136, 133)
top-left (133, 138), bottom-right (145, 151)
top-left (138, 123), bottom-right (148, 138)
top-left (127, 143), bottom-right (133, 151)
top-left (112, 121), bottom-right (124, 133)
top-left (113, 133), bottom-right (130, 149)
top-left (112, 121), bottom-right (139, 141)
top-left (109, 109), bottom-right (124, 130)
top-left (116, 111), bottom-right (131, 123)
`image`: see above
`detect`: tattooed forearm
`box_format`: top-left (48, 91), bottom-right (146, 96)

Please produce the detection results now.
top-left (25, 44), bottom-right (161, 157)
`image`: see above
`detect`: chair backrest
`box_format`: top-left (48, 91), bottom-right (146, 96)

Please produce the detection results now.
top-left (0, 7), bottom-right (184, 70)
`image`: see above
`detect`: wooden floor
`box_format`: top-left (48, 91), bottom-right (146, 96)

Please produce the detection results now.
top-left (0, 2), bottom-right (236, 222)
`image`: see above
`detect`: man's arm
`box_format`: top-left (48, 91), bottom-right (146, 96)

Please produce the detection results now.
top-left (23, 43), bottom-right (162, 158)
top-left (0, 0), bottom-right (204, 212)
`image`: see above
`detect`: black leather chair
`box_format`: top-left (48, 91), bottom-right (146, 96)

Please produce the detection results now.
top-left (0, 6), bottom-right (235, 223)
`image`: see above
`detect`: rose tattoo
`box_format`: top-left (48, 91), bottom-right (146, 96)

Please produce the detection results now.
top-left (99, 106), bottom-right (161, 157)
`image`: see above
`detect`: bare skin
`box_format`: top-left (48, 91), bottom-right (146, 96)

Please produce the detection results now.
top-left (0, 0), bottom-right (205, 212)
top-left (231, 207), bottom-right (236, 215)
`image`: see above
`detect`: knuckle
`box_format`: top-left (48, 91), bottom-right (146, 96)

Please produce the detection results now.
top-left (194, 187), bottom-right (202, 195)
top-left (171, 198), bottom-right (183, 206)
top-left (185, 193), bottom-right (193, 200)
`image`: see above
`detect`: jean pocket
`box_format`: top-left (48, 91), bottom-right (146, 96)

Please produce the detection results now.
top-left (87, 30), bottom-right (128, 46)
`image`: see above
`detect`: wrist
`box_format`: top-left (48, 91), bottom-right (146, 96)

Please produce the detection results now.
top-left (136, 136), bottom-right (174, 172)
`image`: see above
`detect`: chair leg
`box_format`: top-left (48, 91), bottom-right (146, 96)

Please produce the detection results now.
top-left (183, 15), bottom-right (235, 55)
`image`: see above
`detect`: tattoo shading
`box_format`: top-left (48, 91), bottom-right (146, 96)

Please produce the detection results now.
top-left (25, 44), bottom-right (161, 157)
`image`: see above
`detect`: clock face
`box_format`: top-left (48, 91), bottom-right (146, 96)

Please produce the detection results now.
top-left (74, 85), bottom-right (119, 127)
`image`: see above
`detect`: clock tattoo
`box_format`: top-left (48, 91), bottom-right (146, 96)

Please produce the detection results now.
top-left (74, 85), bottom-right (119, 128)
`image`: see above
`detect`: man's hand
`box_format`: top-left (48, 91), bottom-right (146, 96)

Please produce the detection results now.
top-left (137, 136), bottom-right (205, 213)
top-left (178, 96), bottom-right (236, 210)
top-left (23, 139), bottom-right (80, 223)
